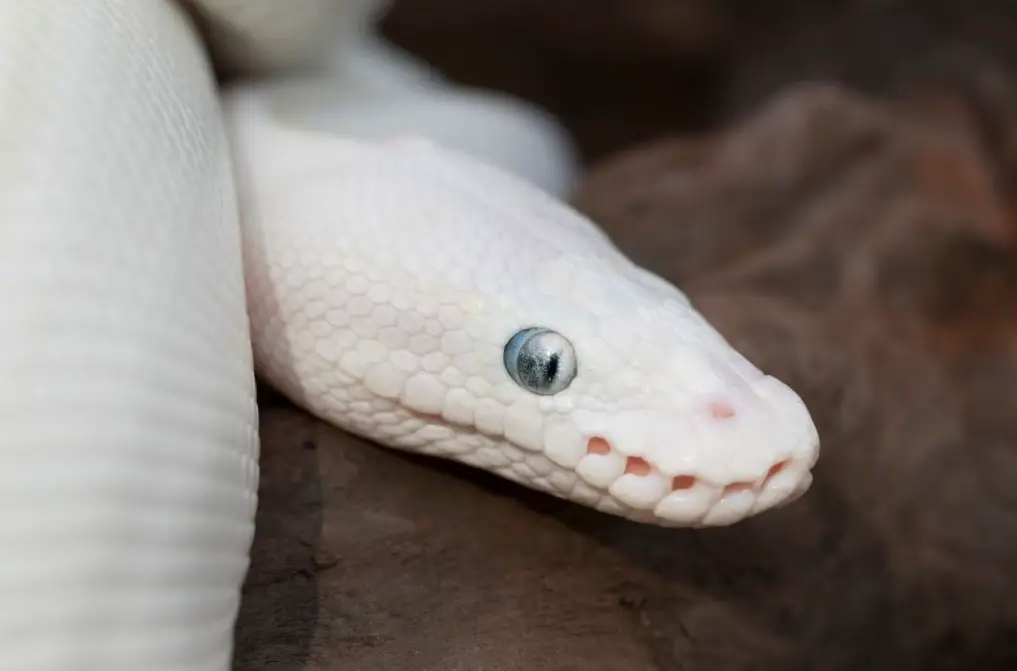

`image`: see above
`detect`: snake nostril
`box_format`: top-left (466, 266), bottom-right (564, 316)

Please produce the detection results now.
top-left (709, 400), bottom-right (736, 420)
top-left (624, 456), bottom-right (651, 476)
top-left (586, 436), bottom-right (611, 455)
top-left (671, 475), bottom-right (697, 490)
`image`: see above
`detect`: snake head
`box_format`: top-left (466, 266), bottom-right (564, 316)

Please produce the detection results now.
top-left (403, 143), bottom-right (821, 527)
top-left (241, 134), bottom-right (820, 528)
top-left (481, 246), bottom-right (820, 527)
top-left (498, 268), bottom-right (819, 526)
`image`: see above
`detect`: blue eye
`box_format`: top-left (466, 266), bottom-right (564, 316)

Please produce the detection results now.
top-left (503, 327), bottom-right (577, 395)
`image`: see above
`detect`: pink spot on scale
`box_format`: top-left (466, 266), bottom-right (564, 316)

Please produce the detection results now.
top-left (709, 400), bottom-right (736, 420)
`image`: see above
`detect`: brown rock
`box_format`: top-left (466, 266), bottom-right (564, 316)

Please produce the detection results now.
top-left (234, 396), bottom-right (665, 671)
top-left (235, 83), bottom-right (1017, 670)
top-left (575, 82), bottom-right (1017, 670)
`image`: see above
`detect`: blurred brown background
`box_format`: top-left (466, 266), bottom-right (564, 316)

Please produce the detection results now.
top-left (382, 0), bottom-right (1017, 162)
top-left (236, 2), bottom-right (1017, 670)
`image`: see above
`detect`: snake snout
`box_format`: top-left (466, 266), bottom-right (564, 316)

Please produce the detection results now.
top-left (574, 374), bottom-right (819, 527)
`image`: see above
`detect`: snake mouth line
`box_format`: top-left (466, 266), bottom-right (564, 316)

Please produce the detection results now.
top-left (399, 407), bottom-right (805, 524)
top-left (578, 433), bottom-right (813, 526)
top-left (587, 435), bottom-right (791, 496)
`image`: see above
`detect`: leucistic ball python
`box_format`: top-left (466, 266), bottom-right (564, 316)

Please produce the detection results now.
top-left (0, 1), bottom-right (820, 670)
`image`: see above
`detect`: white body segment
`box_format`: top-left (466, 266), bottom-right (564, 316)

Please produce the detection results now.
top-left (0, 1), bottom-right (258, 669)
top-left (0, 0), bottom-right (819, 669)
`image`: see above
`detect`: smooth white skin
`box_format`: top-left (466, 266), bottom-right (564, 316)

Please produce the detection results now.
top-left (0, 1), bottom-right (258, 669)
top-left (0, 0), bottom-right (819, 669)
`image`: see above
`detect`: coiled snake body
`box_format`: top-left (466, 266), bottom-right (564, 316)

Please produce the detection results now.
top-left (0, 1), bottom-right (819, 668)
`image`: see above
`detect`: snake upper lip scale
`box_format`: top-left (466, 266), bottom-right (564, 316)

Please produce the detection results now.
top-left (0, 0), bottom-right (820, 669)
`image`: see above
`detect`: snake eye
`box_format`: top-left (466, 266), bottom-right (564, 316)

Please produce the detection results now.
top-left (503, 327), bottom-right (577, 395)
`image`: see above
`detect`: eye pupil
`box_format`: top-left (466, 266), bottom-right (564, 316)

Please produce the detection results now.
top-left (503, 327), bottom-right (577, 395)
top-left (546, 353), bottom-right (559, 381)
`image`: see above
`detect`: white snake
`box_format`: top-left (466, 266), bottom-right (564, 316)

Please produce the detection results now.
top-left (0, 1), bottom-right (820, 668)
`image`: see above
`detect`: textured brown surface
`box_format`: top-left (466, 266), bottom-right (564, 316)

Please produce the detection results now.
top-left (235, 398), bottom-right (663, 671)
top-left (234, 80), bottom-right (1017, 670)
top-left (576, 84), bottom-right (1017, 670)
